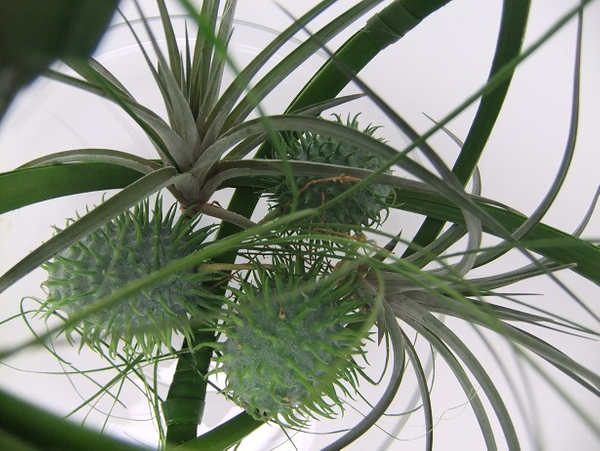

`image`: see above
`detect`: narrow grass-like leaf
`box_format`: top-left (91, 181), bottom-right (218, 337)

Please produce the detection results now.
top-left (525, 356), bottom-right (600, 440)
top-left (401, 330), bottom-right (434, 450)
top-left (220, 0), bottom-right (452, 242)
top-left (277, 0), bottom-right (596, 312)
top-left (203, 0), bottom-right (237, 115)
top-left (401, 303), bottom-right (514, 450)
top-left (219, 0), bottom-right (384, 134)
top-left (422, 294), bottom-right (600, 393)
top-left (126, 3), bottom-right (199, 160)
top-left (323, 297), bottom-right (405, 450)
top-left (475, 6), bottom-right (583, 267)
top-left (215, 165), bottom-right (600, 289)
top-left (186, 0), bottom-right (220, 117)
top-left (46, 68), bottom-right (187, 170)
top-left (196, 115), bottom-right (518, 245)
top-left (200, 0), bottom-right (379, 149)
top-left (407, 0), bottom-right (532, 255)
top-left (200, 158), bottom-right (442, 204)
top-left (17, 148), bottom-right (161, 173)
top-left (285, 0), bottom-right (452, 113)
top-left (67, 58), bottom-right (135, 99)
top-left (157, 0), bottom-right (184, 88)
top-left (390, 188), bottom-right (600, 285)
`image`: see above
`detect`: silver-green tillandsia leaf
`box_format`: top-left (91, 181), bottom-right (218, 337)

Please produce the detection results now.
top-left (323, 294), bottom-right (405, 450)
top-left (17, 148), bottom-right (161, 174)
top-left (198, 0), bottom-right (383, 149)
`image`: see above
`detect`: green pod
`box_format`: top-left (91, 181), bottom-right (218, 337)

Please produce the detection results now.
top-left (215, 257), bottom-right (373, 427)
top-left (269, 115), bottom-right (393, 229)
top-left (40, 197), bottom-right (219, 357)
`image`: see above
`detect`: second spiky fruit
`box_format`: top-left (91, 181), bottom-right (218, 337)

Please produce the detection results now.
top-left (216, 260), bottom-right (371, 426)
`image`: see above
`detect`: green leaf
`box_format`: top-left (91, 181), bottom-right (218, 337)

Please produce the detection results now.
top-left (54, 63), bottom-right (188, 170)
top-left (218, 0), bottom-right (465, 244)
top-left (201, 0), bottom-right (378, 147)
top-left (424, 294), bottom-right (600, 393)
top-left (405, 0), bottom-right (531, 256)
top-left (391, 188), bottom-right (600, 285)
top-left (17, 148), bottom-right (161, 173)
top-left (406, 318), bottom-right (499, 449)
top-left (286, 0), bottom-right (453, 112)
top-left (0, 162), bottom-right (144, 215)
top-left (127, 3), bottom-right (199, 158)
top-left (404, 301), bottom-right (520, 449)
top-left (203, 1), bottom-right (238, 116)
top-left (324, 298), bottom-right (406, 450)
top-left (474, 6), bottom-right (584, 267)
top-left (157, 0), bottom-right (184, 88)
top-left (401, 330), bottom-right (434, 451)
top-left (0, 0), bottom-right (119, 119)
top-left (0, 388), bottom-right (140, 450)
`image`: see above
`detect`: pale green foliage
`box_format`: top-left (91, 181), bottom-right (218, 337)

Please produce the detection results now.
top-left (1, 1), bottom-right (599, 450)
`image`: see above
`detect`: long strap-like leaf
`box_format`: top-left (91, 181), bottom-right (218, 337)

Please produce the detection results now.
top-left (0, 162), bottom-right (142, 215)
top-left (0, 388), bottom-right (140, 450)
top-left (404, 0), bottom-right (531, 257)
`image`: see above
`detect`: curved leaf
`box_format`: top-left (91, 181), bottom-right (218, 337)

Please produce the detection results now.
top-left (220, 0), bottom-right (453, 242)
top-left (324, 297), bottom-right (405, 450)
top-left (0, 162), bottom-right (144, 215)
top-left (406, 0), bottom-right (532, 256)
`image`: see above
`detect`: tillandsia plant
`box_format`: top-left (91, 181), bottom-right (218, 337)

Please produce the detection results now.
top-left (0, 0), bottom-right (599, 450)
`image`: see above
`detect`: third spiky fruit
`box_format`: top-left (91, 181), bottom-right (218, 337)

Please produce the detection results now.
top-left (215, 258), bottom-right (372, 426)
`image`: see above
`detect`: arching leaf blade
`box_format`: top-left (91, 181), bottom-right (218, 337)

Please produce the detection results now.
top-left (0, 162), bottom-right (144, 215)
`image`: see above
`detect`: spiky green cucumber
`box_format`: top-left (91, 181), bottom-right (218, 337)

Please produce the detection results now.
top-left (270, 114), bottom-right (393, 229)
top-left (41, 197), bottom-right (218, 357)
top-left (215, 257), bottom-right (372, 427)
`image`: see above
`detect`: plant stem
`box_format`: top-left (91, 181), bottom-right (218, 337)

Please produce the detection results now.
top-left (163, 332), bottom-right (215, 446)
top-left (174, 412), bottom-right (263, 450)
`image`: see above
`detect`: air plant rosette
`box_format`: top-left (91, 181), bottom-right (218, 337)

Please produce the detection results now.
top-left (0, 1), bottom-right (598, 450)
